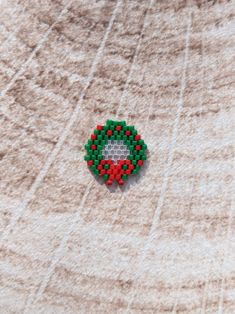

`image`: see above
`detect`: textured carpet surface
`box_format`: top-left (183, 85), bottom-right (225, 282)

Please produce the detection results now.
top-left (0, 0), bottom-right (234, 313)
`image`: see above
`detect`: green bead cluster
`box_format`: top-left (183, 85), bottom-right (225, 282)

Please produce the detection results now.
top-left (84, 120), bottom-right (148, 184)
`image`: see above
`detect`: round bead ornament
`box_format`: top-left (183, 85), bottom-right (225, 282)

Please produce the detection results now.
top-left (84, 120), bottom-right (147, 186)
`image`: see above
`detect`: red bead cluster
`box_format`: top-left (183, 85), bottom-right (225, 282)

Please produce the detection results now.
top-left (98, 160), bottom-right (135, 186)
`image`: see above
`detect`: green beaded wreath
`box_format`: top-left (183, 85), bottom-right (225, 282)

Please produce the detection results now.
top-left (84, 120), bottom-right (147, 186)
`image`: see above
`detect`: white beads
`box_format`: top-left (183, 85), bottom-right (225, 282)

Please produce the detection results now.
top-left (102, 140), bottom-right (130, 163)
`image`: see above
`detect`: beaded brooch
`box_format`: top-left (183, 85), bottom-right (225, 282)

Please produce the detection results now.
top-left (84, 120), bottom-right (147, 186)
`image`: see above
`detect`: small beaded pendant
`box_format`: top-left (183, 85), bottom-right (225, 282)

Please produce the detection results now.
top-left (84, 120), bottom-right (148, 186)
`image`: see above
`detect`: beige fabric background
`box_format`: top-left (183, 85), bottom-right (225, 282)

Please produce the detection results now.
top-left (0, 0), bottom-right (235, 313)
